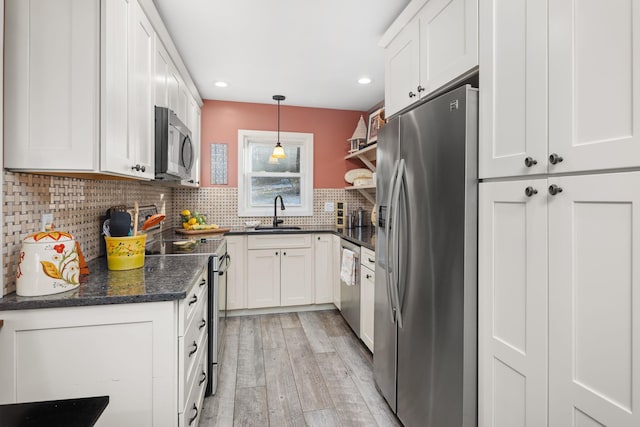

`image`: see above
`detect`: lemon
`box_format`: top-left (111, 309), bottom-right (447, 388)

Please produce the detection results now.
top-left (182, 222), bottom-right (190, 229)
top-left (181, 209), bottom-right (191, 217)
top-left (188, 217), bottom-right (198, 225)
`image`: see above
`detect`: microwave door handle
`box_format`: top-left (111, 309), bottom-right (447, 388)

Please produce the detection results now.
top-left (385, 159), bottom-right (400, 323)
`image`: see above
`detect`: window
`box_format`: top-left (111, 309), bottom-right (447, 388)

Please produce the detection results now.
top-left (238, 130), bottom-right (314, 217)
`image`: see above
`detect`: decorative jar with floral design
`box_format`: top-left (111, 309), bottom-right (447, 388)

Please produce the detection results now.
top-left (16, 231), bottom-right (80, 296)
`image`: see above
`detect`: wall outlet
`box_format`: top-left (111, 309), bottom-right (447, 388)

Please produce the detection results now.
top-left (41, 213), bottom-right (54, 231)
top-left (324, 202), bottom-right (335, 212)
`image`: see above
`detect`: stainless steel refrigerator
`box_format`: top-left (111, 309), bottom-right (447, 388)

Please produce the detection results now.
top-left (373, 85), bottom-right (478, 427)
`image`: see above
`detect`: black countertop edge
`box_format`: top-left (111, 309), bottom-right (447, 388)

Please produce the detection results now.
top-left (225, 225), bottom-right (377, 251)
top-left (0, 255), bottom-right (209, 312)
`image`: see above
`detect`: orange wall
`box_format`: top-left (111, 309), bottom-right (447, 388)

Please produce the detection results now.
top-left (199, 100), bottom-right (366, 188)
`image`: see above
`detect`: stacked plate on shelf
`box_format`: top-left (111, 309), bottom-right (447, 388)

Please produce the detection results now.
top-left (345, 168), bottom-right (374, 187)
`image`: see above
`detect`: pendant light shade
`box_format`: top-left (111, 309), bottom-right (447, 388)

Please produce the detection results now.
top-left (272, 95), bottom-right (286, 159)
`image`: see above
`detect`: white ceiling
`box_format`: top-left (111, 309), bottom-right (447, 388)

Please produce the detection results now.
top-left (152, 0), bottom-right (411, 111)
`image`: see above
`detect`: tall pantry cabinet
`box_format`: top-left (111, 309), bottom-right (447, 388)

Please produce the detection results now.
top-left (478, 1), bottom-right (640, 426)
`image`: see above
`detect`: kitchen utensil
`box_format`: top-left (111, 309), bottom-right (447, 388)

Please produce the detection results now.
top-left (356, 208), bottom-right (369, 227)
top-left (133, 201), bottom-right (139, 236)
top-left (17, 231), bottom-right (80, 296)
top-left (104, 234), bottom-right (146, 270)
top-left (109, 211), bottom-right (131, 237)
top-left (141, 213), bottom-right (166, 231)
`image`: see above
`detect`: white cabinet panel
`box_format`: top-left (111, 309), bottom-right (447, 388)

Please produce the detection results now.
top-left (155, 41), bottom-right (171, 108)
top-left (280, 248), bottom-right (313, 306)
top-left (4, 0), bottom-right (100, 171)
top-left (226, 236), bottom-right (247, 310)
top-left (314, 234), bottom-right (334, 304)
top-left (478, 180), bottom-right (547, 427)
top-left (479, 0), bottom-right (547, 178)
top-left (384, 20), bottom-right (420, 117)
top-left (360, 265), bottom-right (375, 352)
top-left (247, 249), bottom-right (281, 309)
top-left (549, 172), bottom-right (640, 427)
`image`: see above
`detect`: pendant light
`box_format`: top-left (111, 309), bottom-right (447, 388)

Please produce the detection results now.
top-left (272, 95), bottom-right (286, 159)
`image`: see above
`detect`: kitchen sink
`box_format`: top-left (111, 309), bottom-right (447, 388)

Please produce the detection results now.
top-left (254, 226), bottom-right (302, 231)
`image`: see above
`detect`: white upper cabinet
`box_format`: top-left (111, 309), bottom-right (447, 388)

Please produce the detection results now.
top-left (4, 0), bottom-right (201, 181)
top-left (382, 0), bottom-right (478, 117)
top-left (481, 0), bottom-right (640, 178)
top-left (182, 95), bottom-right (201, 187)
top-left (479, 0), bottom-right (548, 178)
top-left (548, 0), bottom-right (640, 174)
top-left (4, 0), bottom-right (100, 171)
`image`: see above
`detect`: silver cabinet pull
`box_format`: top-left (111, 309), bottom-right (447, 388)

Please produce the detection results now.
top-left (549, 153), bottom-right (564, 165)
top-left (524, 156), bottom-right (538, 167)
top-left (548, 184), bottom-right (563, 196)
top-left (525, 186), bottom-right (538, 197)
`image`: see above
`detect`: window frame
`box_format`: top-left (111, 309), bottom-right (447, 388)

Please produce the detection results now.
top-left (237, 129), bottom-right (314, 217)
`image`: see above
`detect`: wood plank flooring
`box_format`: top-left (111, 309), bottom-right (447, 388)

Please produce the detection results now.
top-left (199, 309), bottom-right (401, 427)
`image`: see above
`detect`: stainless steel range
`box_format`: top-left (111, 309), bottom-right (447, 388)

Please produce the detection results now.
top-left (145, 232), bottom-right (229, 396)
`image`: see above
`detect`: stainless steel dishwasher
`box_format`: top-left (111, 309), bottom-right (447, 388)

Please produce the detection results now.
top-left (340, 238), bottom-right (361, 336)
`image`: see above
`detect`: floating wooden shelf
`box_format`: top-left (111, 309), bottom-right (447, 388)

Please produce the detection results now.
top-left (345, 143), bottom-right (376, 172)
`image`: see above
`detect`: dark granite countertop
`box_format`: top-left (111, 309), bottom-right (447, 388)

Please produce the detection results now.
top-left (225, 225), bottom-right (376, 251)
top-left (0, 255), bottom-right (210, 311)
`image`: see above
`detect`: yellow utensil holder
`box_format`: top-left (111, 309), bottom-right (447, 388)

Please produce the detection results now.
top-left (105, 234), bottom-right (146, 270)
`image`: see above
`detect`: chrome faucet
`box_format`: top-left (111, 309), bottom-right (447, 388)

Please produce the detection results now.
top-left (273, 195), bottom-right (285, 227)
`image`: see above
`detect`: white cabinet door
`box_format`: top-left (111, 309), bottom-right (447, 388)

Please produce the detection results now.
top-left (0, 302), bottom-right (176, 426)
top-left (417, 0), bottom-right (478, 96)
top-left (360, 265), bottom-right (375, 352)
top-left (384, 20), bottom-right (420, 117)
top-left (247, 249), bottom-right (281, 309)
top-left (479, 0), bottom-right (547, 178)
top-left (226, 236), bottom-right (247, 310)
top-left (177, 81), bottom-right (189, 123)
top-left (478, 180), bottom-right (548, 427)
top-left (101, 0), bottom-right (133, 177)
top-left (332, 235), bottom-right (341, 309)
top-left (167, 63), bottom-right (181, 114)
top-left (548, 172), bottom-right (640, 427)
top-left (182, 96), bottom-right (201, 187)
top-left (313, 234), bottom-right (333, 304)
top-left (281, 248), bottom-right (313, 306)
top-left (549, 1), bottom-right (640, 174)
top-left (128, 0), bottom-right (155, 179)
top-left (4, 0), bottom-right (100, 171)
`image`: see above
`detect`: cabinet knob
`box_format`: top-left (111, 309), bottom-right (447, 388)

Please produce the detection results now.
top-left (548, 184), bottom-right (563, 196)
top-left (275, 252), bottom-right (278, 256)
top-left (549, 153), bottom-right (564, 165)
top-left (525, 186), bottom-right (538, 197)
top-left (408, 91), bottom-right (417, 98)
top-left (417, 85), bottom-right (425, 93)
top-left (317, 237), bottom-right (320, 240)
top-left (188, 341), bottom-right (198, 357)
top-left (283, 252), bottom-right (287, 256)
top-left (524, 156), bottom-right (538, 167)
top-left (366, 274), bottom-right (372, 279)
top-left (131, 164), bottom-right (146, 172)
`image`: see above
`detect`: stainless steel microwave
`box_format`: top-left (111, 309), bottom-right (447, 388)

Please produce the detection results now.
top-left (154, 106), bottom-right (193, 180)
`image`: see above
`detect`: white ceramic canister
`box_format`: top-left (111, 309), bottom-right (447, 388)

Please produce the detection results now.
top-left (16, 231), bottom-right (81, 296)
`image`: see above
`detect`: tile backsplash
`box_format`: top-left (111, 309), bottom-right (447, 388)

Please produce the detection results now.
top-left (2, 171), bottom-right (372, 296)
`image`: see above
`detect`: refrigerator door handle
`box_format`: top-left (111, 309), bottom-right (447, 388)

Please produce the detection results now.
top-left (392, 159), bottom-right (406, 329)
top-left (385, 159), bottom-right (400, 323)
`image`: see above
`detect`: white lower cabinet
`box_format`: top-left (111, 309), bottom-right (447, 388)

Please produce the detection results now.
top-left (313, 234), bottom-right (334, 304)
top-left (0, 266), bottom-right (209, 427)
top-left (479, 172), bottom-right (640, 426)
top-left (360, 247), bottom-right (376, 353)
top-left (246, 234), bottom-right (313, 309)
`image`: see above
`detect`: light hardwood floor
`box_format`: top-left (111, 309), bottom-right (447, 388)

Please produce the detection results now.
top-left (199, 309), bottom-right (401, 427)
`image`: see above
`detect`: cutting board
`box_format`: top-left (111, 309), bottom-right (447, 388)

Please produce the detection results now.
top-left (175, 227), bottom-right (230, 235)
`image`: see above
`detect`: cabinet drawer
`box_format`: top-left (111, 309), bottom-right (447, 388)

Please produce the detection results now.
top-left (181, 335), bottom-right (208, 413)
top-left (179, 267), bottom-right (208, 334)
top-left (361, 247), bottom-right (376, 270)
top-left (248, 234), bottom-right (312, 249)
top-left (179, 288), bottom-right (207, 406)
top-left (179, 346), bottom-right (207, 427)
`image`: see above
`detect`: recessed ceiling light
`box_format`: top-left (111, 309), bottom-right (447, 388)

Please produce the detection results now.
top-left (214, 81), bottom-right (228, 88)
top-left (358, 77), bottom-right (372, 85)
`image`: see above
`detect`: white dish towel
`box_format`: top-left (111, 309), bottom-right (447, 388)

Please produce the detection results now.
top-left (340, 248), bottom-right (356, 286)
